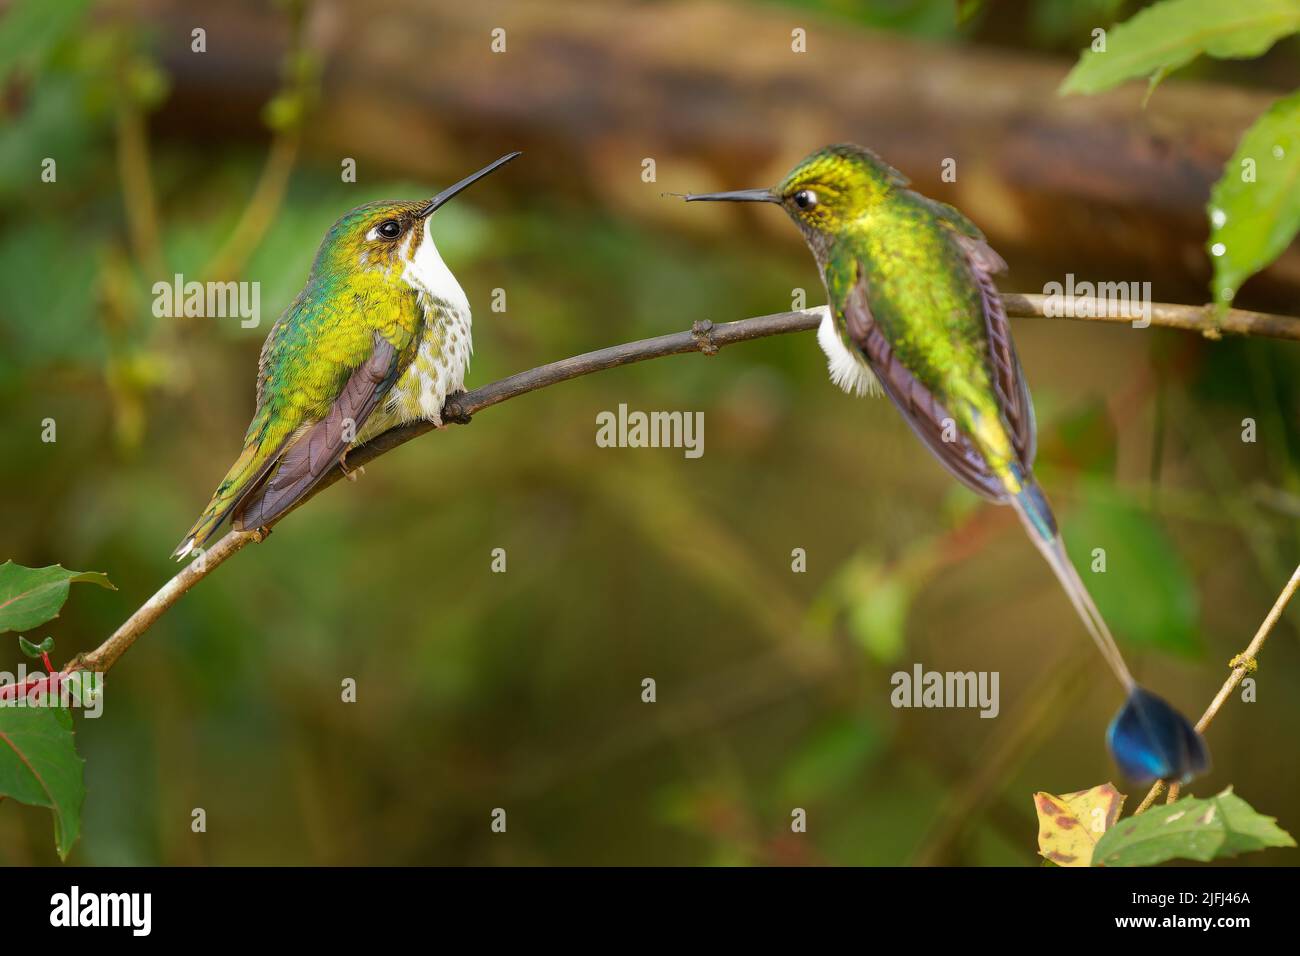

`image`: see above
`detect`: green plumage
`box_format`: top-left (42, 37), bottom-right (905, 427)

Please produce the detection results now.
top-left (683, 143), bottom-right (1211, 783)
top-left (683, 143), bottom-right (1135, 693)
top-left (175, 201), bottom-right (430, 556)
top-left (781, 146), bottom-right (1024, 491)
top-left (250, 202), bottom-right (424, 445)
top-left (176, 151), bottom-right (520, 557)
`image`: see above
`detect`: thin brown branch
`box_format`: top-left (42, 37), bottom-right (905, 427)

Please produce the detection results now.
top-left (68, 529), bottom-right (262, 675)
top-left (68, 296), bottom-right (1300, 678)
top-left (1134, 561), bottom-right (1300, 815)
top-left (1002, 294), bottom-right (1300, 341)
top-left (66, 313), bottom-right (786, 676)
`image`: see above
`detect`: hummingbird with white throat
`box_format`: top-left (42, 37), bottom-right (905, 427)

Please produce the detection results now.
top-left (174, 151), bottom-right (521, 558)
top-left (682, 144), bottom-right (1208, 785)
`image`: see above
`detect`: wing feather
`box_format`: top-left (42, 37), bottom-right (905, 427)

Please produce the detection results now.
top-left (233, 332), bottom-right (401, 531)
top-left (840, 275), bottom-right (1007, 500)
top-left (952, 232), bottom-right (1036, 466)
top-left (908, 195), bottom-right (1036, 467)
top-left (839, 222), bottom-right (1037, 501)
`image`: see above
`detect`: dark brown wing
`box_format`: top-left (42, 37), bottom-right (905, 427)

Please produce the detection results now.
top-left (840, 270), bottom-right (1007, 502)
top-left (953, 232), bottom-right (1036, 466)
top-left (233, 332), bottom-right (401, 532)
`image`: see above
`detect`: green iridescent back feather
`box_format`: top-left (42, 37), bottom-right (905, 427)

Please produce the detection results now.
top-left (779, 144), bottom-right (1020, 486)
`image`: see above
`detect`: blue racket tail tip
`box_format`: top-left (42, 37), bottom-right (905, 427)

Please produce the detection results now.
top-left (1106, 686), bottom-right (1210, 786)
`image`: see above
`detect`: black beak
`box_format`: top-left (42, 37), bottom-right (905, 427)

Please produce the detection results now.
top-left (419, 151), bottom-right (522, 218)
top-left (681, 188), bottom-right (780, 203)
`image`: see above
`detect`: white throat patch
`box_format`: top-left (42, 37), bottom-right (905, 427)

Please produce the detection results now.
top-left (402, 218), bottom-right (471, 317)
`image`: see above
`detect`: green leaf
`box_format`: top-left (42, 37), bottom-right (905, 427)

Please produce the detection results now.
top-left (17, 636), bottom-right (53, 659)
top-left (1094, 788), bottom-right (1295, 866)
top-left (1060, 0), bottom-right (1300, 96)
top-left (0, 705), bottom-right (86, 859)
top-left (1207, 89), bottom-right (1300, 306)
top-left (0, 562), bottom-right (115, 633)
top-left (1062, 495), bottom-right (1200, 657)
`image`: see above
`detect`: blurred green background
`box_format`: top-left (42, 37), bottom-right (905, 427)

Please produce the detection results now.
top-left (1, 0), bottom-right (1298, 865)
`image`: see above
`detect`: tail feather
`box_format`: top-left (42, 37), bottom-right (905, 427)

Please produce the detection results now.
top-left (1009, 472), bottom-right (1208, 783)
top-left (173, 436), bottom-right (284, 560)
top-left (1009, 479), bottom-right (1134, 690)
top-left (1108, 687), bottom-right (1210, 784)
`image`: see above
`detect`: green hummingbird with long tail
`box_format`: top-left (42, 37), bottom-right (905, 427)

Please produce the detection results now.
top-left (682, 144), bottom-right (1208, 785)
top-left (174, 152), bottom-right (520, 559)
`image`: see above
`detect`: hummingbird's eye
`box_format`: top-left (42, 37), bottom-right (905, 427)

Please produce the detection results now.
top-left (376, 219), bottom-right (402, 240)
top-left (793, 189), bottom-right (818, 211)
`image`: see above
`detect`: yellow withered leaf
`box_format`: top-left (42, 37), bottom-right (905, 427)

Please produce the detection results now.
top-left (1033, 783), bottom-right (1127, 867)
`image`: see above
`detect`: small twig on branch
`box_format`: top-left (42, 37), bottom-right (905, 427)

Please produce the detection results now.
top-left (1133, 562), bottom-right (1300, 815)
top-left (65, 295), bottom-right (1300, 679)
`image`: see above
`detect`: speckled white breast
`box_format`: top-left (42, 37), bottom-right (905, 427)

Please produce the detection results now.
top-left (355, 220), bottom-right (473, 443)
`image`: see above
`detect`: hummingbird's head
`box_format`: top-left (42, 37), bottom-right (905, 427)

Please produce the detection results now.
top-left (315, 199), bottom-right (432, 279)
top-left (310, 152), bottom-right (521, 281)
top-left (681, 143), bottom-right (908, 247)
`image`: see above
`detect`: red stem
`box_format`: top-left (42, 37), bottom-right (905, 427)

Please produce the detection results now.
top-left (0, 670), bottom-right (66, 702)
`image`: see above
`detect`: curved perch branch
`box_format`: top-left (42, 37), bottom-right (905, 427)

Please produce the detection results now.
top-left (67, 295), bottom-right (1300, 676)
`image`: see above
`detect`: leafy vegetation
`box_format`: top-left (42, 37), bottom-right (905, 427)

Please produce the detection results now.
top-left (0, 0), bottom-right (1296, 865)
top-left (0, 563), bottom-right (114, 633)
top-left (0, 562), bottom-right (109, 858)
top-left (1093, 788), bottom-right (1296, 865)
top-left (0, 706), bottom-right (85, 860)
top-left (1037, 783), bottom-right (1295, 866)
top-left (1062, 0), bottom-right (1300, 307)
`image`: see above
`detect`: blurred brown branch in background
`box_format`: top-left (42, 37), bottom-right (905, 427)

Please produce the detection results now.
top-left (63, 293), bottom-right (1300, 679)
top-left (141, 0), bottom-right (1300, 309)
